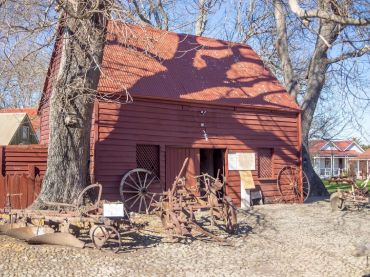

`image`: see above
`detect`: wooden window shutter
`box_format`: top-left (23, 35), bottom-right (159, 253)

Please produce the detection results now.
top-left (258, 148), bottom-right (273, 178)
top-left (136, 145), bottom-right (160, 178)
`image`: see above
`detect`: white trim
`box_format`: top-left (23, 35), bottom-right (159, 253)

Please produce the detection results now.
top-left (344, 141), bottom-right (365, 152)
top-left (320, 140), bottom-right (341, 151)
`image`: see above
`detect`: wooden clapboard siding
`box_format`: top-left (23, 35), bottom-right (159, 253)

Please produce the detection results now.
top-left (94, 97), bottom-right (301, 205)
top-left (39, 103), bottom-right (50, 145)
top-left (2, 145), bottom-right (48, 177)
top-left (38, 22), bottom-right (64, 145)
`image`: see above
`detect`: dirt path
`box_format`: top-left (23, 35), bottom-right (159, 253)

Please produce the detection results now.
top-left (0, 199), bottom-right (369, 276)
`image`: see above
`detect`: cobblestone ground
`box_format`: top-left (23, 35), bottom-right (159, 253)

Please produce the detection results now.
top-left (0, 198), bottom-right (369, 277)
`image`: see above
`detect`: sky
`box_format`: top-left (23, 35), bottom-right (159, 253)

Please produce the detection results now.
top-left (2, 1), bottom-right (368, 144)
top-left (342, 106), bottom-right (370, 144)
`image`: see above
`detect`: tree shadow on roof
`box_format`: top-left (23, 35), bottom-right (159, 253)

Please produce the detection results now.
top-left (95, 23), bottom-right (301, 205)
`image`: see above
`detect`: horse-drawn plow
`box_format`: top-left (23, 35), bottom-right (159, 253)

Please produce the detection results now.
top-left (0, 159), bottom-right (238, 252)
top-left (330, 176), bottom-right (369, 211)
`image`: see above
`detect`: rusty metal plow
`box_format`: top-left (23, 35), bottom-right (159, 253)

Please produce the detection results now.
top-left (330, 176), bottom-right (369, 211)
top-left (152, 158), bottom-right (238, 243)
top-left (43, 183), bottom-right (103, 216)
top-left (0, 183), bottom-right (134, 253)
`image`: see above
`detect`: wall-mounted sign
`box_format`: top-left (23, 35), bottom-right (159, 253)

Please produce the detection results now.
top-left (228, 152), bottom-right (255, 170)
top-left (240, 170), bottom-right (255, 189)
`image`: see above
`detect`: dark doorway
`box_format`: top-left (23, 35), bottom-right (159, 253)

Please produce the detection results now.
top-left (338, 158), bottom-right (343, 169)
top-left (200, 148), bottom-right (225, 179)
top-left (199, 148), bottom-right (226, 199)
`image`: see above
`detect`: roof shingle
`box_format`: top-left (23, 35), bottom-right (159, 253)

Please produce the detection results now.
top-left (0, 108), bottom-right (40, 133)
top-left (97, 22), bottom-right (300, 111)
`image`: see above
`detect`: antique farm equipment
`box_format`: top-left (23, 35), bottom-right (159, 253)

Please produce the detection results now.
top-left (43, 183), bottom-right (103, 216)
top-left (153, 158), bottom-right (237, 242)
top-left (330, 176), bottom-right (369, 211)
top-left (0, 183), bottom-right (132, 253)
top-left (120, 168), bottom-right (163, 214)
top-left (276, 165), bottom-right (310, 202)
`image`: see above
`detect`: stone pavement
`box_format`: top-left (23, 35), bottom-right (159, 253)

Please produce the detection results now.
top-left (0, 199), bottom-right (369, 276)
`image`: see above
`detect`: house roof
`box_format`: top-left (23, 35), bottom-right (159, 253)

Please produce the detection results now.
top-left (0, 113), bottom-right (27, 145)
top-left (96, 22), bottom-right (300, 111)
top-left (314, 150), bottom-right (361, 157)
top-left (309, 139), bottom-right (363, 157)
top-left (353, 149), bottom-right (370, 160)
top-left (0, 108), bottom-right (40, 133)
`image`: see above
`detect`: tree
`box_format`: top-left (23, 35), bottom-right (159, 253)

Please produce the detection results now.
top-left (272, 0), bottom-right (370, 195)
top-left (0, 1), bottom-right (55, 108)
top-left (32, 0), bottom-right (112, 206)
top-left (125, 0), bottom-right (169, 30)
top-left (1, 0), bottom-right (369, 203)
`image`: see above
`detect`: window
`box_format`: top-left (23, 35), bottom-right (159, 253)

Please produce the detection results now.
top-left (257, 148), bottom-right (273, 178)
top-left (22, 126), bottom-right (29, 140)
top-left (136, 144), bottom-right (160, 177)
top-left (324, 158), bottom-right (331, 168)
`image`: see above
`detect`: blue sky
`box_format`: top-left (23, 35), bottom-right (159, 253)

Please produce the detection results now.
top-left (342, 106), bottom-right (370, 144)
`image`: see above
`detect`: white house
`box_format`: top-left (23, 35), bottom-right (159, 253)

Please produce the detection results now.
top-left (309, 139), bottom-right (364, 178)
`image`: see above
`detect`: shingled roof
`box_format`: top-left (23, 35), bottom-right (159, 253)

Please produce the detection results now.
top-left (97, 21), bottom-right (300, 111)
top-left (0, 108), bottom-right (40, 134)
top-left (355, 148), bottom-right (370, 160)
top-left (309, 139), bottom-right (364, 157)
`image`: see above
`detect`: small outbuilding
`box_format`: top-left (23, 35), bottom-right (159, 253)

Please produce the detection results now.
top-left (38, 22), bottom-right (301, 207)
top-left (0, 112), bottom-right (39, 145)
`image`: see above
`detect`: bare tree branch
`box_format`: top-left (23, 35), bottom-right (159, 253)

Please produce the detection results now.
top-left (273, 0), bottom-right (300, 100)
top-left (288, 0), bottom-right (370, 26)
top-left (130, 0), bottom-right (154, 26)
top-left (328, 44), bottom-right (370, 63)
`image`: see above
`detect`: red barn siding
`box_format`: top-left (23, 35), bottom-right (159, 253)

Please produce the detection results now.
top-left (1, 145), bottom-right (48, 177)
top-left (39, 24), bottom-right (64, 144)
top-left (94, 98), bottom-right (300, 205)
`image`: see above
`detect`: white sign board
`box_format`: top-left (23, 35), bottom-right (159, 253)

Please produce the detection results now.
top-left (103, 203), bottom-right (124, 217)
top-left (228, 153), bottom-right (238, 170)
top-left (228, 152), bottom-right (255, 170)
top-left (238, 153), bottom-right (255, 170)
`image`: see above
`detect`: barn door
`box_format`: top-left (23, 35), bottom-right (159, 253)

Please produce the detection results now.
top-left (165, 147), bottom-right (200, 190)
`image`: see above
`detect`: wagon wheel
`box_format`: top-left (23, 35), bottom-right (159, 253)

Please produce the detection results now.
top-left (330, 192), bottom-right (345, 211)
top-left (76, 183), bottom-right (102, 216)
top-left (90, 225), bottom-right (122, 253)
top-left (277, 166), bottom-right (310, 202)
top-left (120, 168), bottom-right (163, 213)
top-left (223, 196), bottom-right (237, 234)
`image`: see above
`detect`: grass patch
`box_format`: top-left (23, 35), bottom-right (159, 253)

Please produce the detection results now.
top-left (323, 180), bottom-right (366, 193)
top-left (324, 181), bottom-right (352, 193)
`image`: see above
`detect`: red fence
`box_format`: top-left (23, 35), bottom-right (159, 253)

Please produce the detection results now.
top-left (0, 145), bottom-right (48, 177)
top-left (0, 145), bottom-right (47, 209)
top-left (0, 171), bottom-right (42, 209)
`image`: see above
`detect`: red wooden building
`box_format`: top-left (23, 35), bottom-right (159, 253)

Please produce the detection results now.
top-left (38, 21), bottom-right (301, 206)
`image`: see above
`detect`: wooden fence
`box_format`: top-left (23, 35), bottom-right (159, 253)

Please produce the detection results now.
top-left (1, 145), bottom-right (48, 177)
top-left (0, 169), bottom-right (42, 209)
top-left (0, 145), bottom-right (47, 209)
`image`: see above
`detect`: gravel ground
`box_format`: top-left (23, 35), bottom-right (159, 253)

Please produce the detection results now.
top-left (0, 198), bottom-right (369, 277)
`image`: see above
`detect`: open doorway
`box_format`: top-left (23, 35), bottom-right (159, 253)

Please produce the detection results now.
top-left (199, 149), bottom-right (226, 197)
top-left (200, 149), bottom-right (225, 178)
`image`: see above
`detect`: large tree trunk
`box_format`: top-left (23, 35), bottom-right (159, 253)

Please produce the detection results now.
top-left (300, 16), bottom-right (342, 196)
top-left (273, 0), bottom-right (345, 197)
top-left (33, 1), bottom-right (110, 207)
